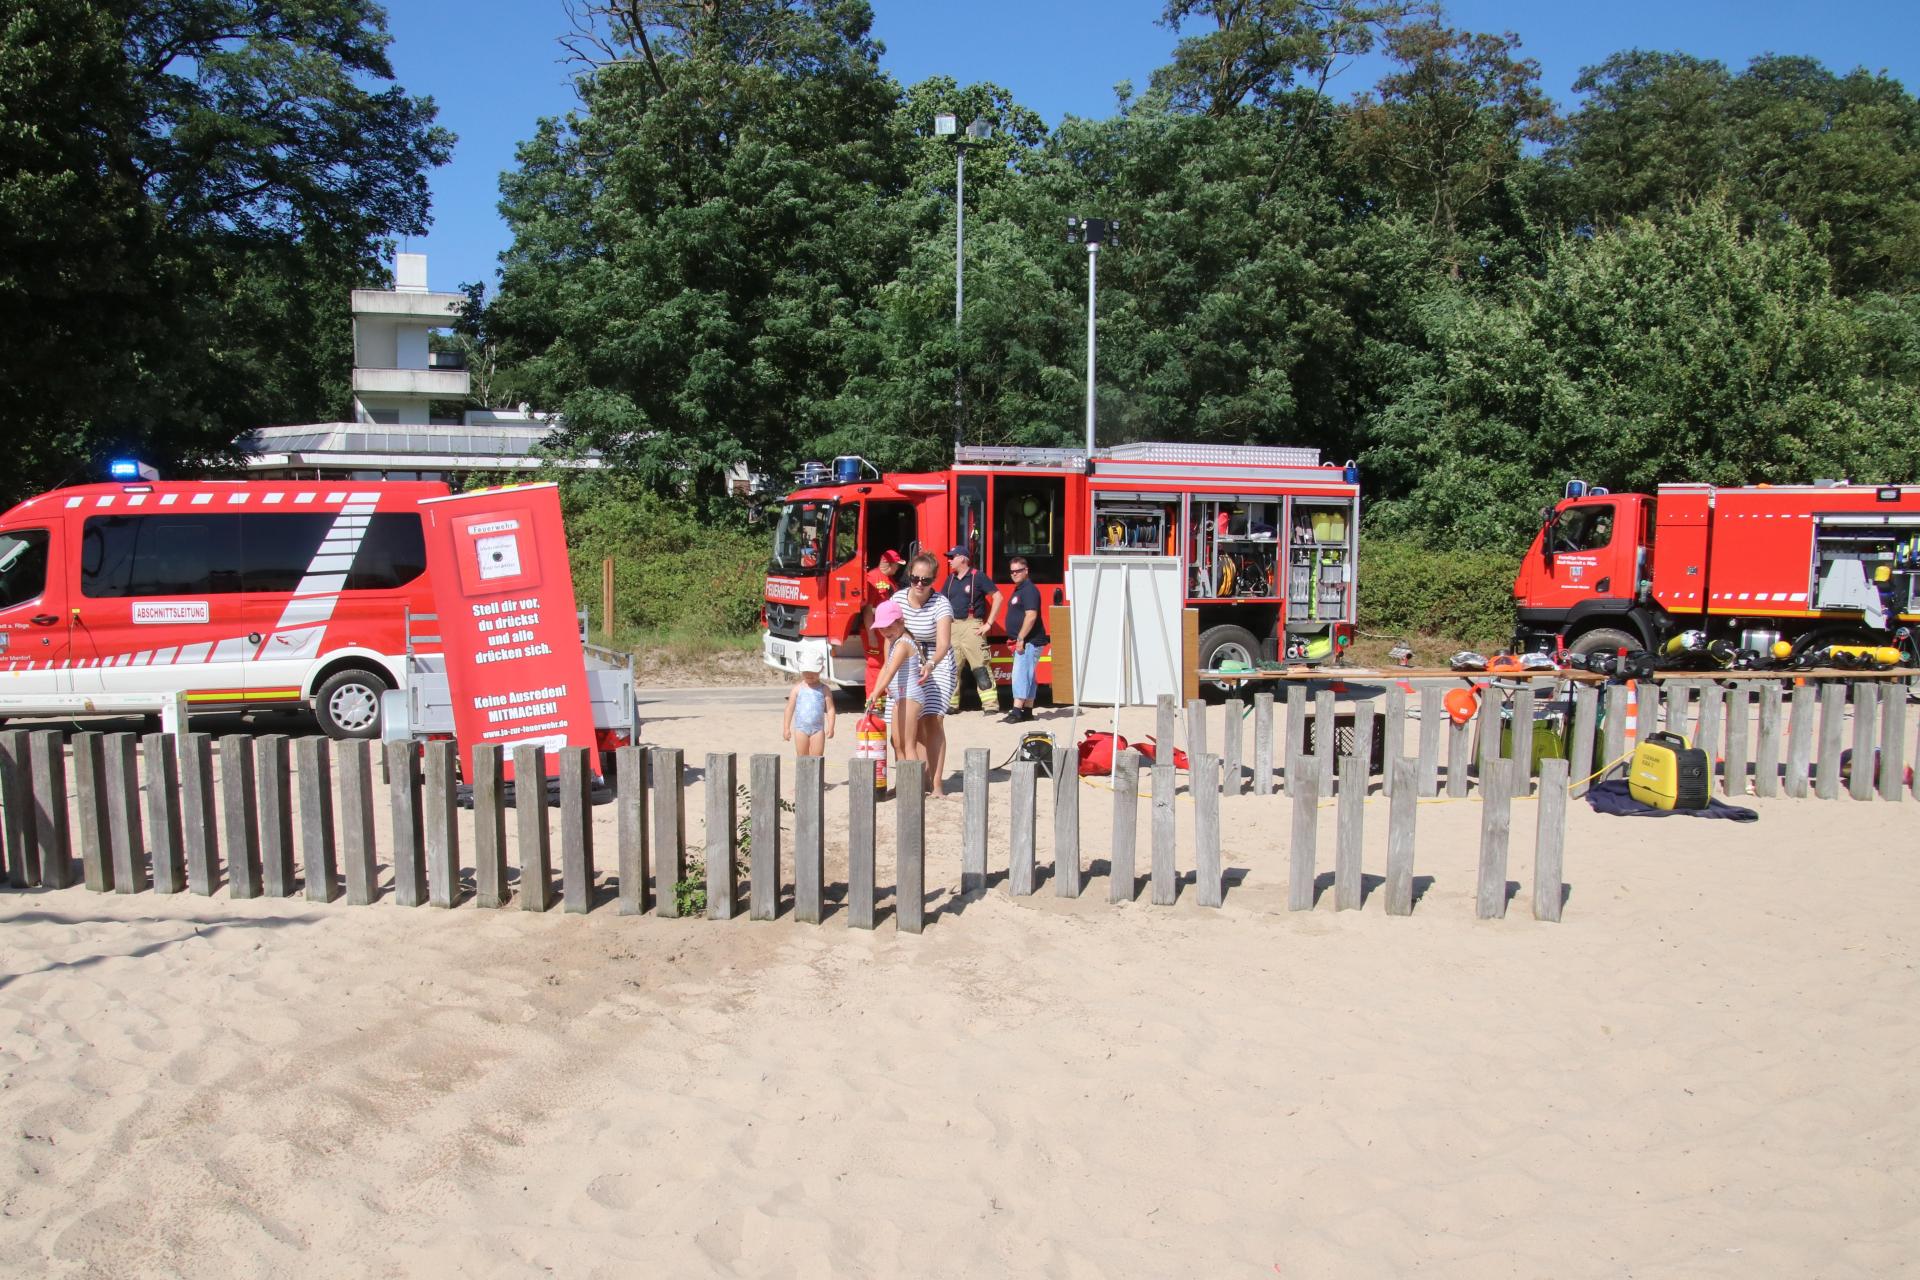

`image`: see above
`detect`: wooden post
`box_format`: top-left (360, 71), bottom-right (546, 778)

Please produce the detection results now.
top-left (1150, 757), bottom-right (1176, 905)
top-left (1313, 688), bottom-right (1336, 796)
top-left (338, 741), bottom-right (378, 905)
top-left (1568, 684), bottom-right (1598, 798)
top-left (1288, 755), bottom-right (1318, 911)
top-left (222, 736), bottom-right (261, 899)
top-left (1185, 698), bottom-right (1208, 766)
top-left (1602, 685), bottom-right (1627, 783)
top-left (1156, 695), bottom-right (1177, 770)
top-left (1009, 760), bottom-right (1036, 897)
top-left (1635, 683), bottom-right (1659, 746)
top-left (104, 732), bottom-right (147, 894)
top-left (0, 730), bottom-right (38, 886)
top-left (1194, 754), bottom-right (1221, 908)
top-left (1509, 686), bottom-right (1535, 796)
top-left (601, 556), bottom-right (616, 640)
top-left (1533, 758), bottom-right (1568, 924)
top-left (1223, 696), bottom-right (1244, 795)
top-left (1110, 748), bottom-right (1139, 904)
top-left (512, 745), bottom-right (551, 912)
top-left (1417, 687), bottom-right (1442, 797)
top-left (1754, 683), bottom-right (1783, 799)
top-left (422, 739), bottom-right (458, 908)
top-left (1383, 757), bottom-right (1417, 916)
top-left (706, 752), bottom-right (738, 918)
top-left (1352, 696), bottom-right (1377, 787)
top-left (650, 746), bottom-right (685, 915)
top-left (848, 757), bottom-right (876, 930)
top-left (1384, 684), bottom-right (1407, 796)
top-left (1335, 751), bottom-right (1363, 910)
top-left (1253, 692), bottom-right (1275, 796)
top-left (1786, 684), bottom-right (1815, 798)
top-left (1053, 747), bottom-right (1081, 898)
top-left (256, 735), bottom-right (295, 897)
top-left (385, 741), bottom-right (425, 907)
top-left (72, 733), bottom-right (114, 892)
top-left (1879, 685), bottom-right (1908, 802)
top-left (895, 761), bottom-right (926, 934)
top-left (1284, 685), bottom-right (1306, 795)
top-left (1447, 713), bottom-right (1471, 798)
top-left (1663, 681), bottom-right (1690, 735)
top-left (1722, 688), bottom-right (1749, 797)
top-left (616, 745), bottom-right (650, 915)
top-left (1475, 754), bottom-right (1512, 920)
top-left (749, 753), bottom-right (781, 921)
top-left (961, 747), bottom-right (989, 896)
top-left (1691, 682), bottom-right (1720, 771)
top-left (295, 737), bottom-right (337, 903)
top-left (30, 732), bottom-right (74, 891)
top-left (1815, 682), bottom-right (1845, 799)
top-left (469, 744), bottom-right (506, 908)
top-left (559, 746), bottom-right (595, 913)
top-left (793, 754), bottom-right (824, 923)
top-left (174, 733), bottom-right (217, 896)
top-left (1849, 683), bottom-right (1879, 801)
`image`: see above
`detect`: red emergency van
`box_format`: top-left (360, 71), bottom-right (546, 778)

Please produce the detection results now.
top-left (0, 479), bottom-right (448, 736)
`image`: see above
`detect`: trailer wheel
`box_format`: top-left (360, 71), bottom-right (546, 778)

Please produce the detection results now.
top-left (1198, 624), bottom-right (1263, 694)
top-left (1567, 627), bottom-right (1642, 660)
top-left (314, 668), bottom-right (388, 740)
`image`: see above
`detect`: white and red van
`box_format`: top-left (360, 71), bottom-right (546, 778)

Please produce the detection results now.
top-left (0, 479), bottom-right (449, 737)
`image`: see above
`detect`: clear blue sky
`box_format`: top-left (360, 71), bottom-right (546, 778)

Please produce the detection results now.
top-left (379, 0), bottom-right (1920, 295)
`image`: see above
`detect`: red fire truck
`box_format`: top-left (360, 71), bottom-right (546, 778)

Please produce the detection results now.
top-left (1514, 478), bottom-right (1920, 664)
top-left (761, 443), bottom-right (1361, 692)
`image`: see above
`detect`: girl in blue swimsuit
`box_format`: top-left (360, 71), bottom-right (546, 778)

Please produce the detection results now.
top-left (783, 660), bottom-right (836, 757)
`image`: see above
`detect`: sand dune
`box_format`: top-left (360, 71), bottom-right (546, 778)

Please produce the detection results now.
top-left (1, 695), bottom-right (1916, 1277)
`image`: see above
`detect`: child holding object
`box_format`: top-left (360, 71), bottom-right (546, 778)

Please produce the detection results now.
top-left (782, 660), bottom-right (836, 757)
top-left (866, 597), bottom-right (935, 793)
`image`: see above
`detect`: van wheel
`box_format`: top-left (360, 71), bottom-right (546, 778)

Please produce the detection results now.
top-left (315, 668), bottom-right (388, 740)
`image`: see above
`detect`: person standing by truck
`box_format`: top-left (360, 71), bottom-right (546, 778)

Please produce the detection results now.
top-left (941, 545), bottom-right (1002, 713)
top-left (1000, 556), bottom-right (1047, 724)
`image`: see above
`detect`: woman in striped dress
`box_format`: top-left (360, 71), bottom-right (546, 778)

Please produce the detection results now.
top-left (896, 551), bottom-right (955, 796)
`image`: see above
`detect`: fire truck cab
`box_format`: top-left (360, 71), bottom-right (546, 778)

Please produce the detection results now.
top-left (762, 443), bottom-right (1361, 692)
top-left (1514, 479), bottom-right (1920, 664)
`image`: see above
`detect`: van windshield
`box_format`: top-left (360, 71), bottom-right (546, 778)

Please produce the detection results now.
top-left (769, 500), bottom-right (834, 576)
top-left (0, 529), bottom-right (50, 611)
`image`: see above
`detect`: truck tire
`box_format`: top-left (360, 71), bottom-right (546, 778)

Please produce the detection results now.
top-left (1199, 624), bottom-right (1263, 695)
top-left (1567, 627), bottom-right (1642, 660)
top-left (314, 668), bottom-right (388, 740)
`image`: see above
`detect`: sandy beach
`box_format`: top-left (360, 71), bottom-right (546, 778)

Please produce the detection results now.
top-left (1, 689), bottom-right (1916, 1277)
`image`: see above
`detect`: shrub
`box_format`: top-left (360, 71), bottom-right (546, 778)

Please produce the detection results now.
top-left (561, 475), bottom-right (768, 638)
top-left (1358, 536), bottom-right (1516, 647)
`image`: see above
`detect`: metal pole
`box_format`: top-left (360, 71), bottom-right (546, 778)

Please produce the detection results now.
top-left (1084, 241), bottom-right (1098, 455)
top-left (954, 146), bottom-right (965, 449)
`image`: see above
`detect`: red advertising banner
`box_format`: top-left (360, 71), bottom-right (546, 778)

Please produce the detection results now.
top-left (419, 483), bottom-right (598, 779)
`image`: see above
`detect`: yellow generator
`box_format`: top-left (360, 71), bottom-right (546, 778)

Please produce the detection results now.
top-left (1629, 731), bottom-right (1710, 811)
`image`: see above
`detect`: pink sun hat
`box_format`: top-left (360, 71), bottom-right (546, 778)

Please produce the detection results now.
top-left (872, 598), bottom-right (904, 630)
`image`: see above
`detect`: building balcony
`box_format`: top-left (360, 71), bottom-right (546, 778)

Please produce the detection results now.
top-left (352, 367), bottom-right (472, 398)
top-left (350, 289), bottom-right (467, 321)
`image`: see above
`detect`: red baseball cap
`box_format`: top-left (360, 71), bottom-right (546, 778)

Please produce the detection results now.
top-left (879, 549), bottom-right (904, 564)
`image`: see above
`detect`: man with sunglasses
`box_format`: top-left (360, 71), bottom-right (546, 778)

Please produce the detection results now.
top-left (1002, 557), bottom-right (1047, 723)
top-left (940, 545), bottom-right (1003, 713)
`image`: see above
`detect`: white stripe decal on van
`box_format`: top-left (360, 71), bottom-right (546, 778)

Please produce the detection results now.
top-left (211, 637), bottom-right (248, 663)
top-left (263, 493), bottom-right (285, 504)
top-left (295, 493), bottom-right (317, 504)
top-left (191, 494), bottom-right (212, 505)
top-left (64, 497), bottom-right (82, 508)
top-left (159, 494), bottom-right (178, 506)
top-left (178, 642), bottom-right (211, 663)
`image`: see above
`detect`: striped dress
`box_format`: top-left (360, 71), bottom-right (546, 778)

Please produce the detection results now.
top-left (896, 591), bottom-right (956, 717)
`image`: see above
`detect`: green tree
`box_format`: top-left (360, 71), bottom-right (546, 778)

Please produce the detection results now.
top-left (0, 0), bottom-right (451, 506)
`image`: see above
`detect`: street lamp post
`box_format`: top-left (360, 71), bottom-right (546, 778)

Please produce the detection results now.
top-left (1067, 217), bottom-right (1118, 455)
top-left (936, 113), bottom-right (991, 449)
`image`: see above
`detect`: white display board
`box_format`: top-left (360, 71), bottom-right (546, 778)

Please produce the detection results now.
top-left (1067, 555), bottom-right (1183, 708)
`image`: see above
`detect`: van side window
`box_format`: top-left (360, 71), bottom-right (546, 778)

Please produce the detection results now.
top-left (346, 515), bottom-right (428, 590)
top-left (244, 514), bottom-right (336, 593)
top-left (0, 529), bottom-right (50, 610)
top-left (82, 515), bottom-right (244, 597)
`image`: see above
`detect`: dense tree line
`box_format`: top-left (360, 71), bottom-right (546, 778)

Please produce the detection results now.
top-left (480, 0), bottom-right (1920, 546)
top-left (0, 0), bottom-right (450, 508)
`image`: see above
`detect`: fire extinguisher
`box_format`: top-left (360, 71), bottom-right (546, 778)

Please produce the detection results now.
top-left (857, 703), bottom-right (889, 791)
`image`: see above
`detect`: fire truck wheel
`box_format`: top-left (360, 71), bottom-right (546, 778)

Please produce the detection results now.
top-left (1199, 624), bottom-right (1262, 691)
top-left (315, 668), bottom-right (389, 740)
top-left (1566, 627), bottom-right (1642, 660)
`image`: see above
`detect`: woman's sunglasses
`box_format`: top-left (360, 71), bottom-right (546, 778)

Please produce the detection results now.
top-left (908, 574), bottom-right (936, 586)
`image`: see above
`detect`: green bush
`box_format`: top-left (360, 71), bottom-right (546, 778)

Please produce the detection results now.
top-left (1358, 536), bottom-right (1517, 647)
top-left (561, 476), bottom-right (768, 638)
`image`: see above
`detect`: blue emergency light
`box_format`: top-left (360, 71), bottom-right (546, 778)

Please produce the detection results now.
top-left (110, 459), bottom-right (158, 482)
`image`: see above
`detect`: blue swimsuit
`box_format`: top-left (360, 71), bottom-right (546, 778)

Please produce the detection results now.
top-left (793, 683), bottom-right (829, 734)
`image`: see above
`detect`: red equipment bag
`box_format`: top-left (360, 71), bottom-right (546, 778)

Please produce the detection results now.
top-left (1133, 736), bottom-right (1190, 770)
top-left (1078, 730), bottom-right (1127, 777)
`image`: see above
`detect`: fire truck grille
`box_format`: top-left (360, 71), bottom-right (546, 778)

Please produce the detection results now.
top-left (766, 601), bottom-right (809, 638)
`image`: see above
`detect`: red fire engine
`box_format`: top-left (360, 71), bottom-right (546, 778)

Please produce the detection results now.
top-left (1514, 478), bottom-right (1920, 665)
top-left (761, 443), bottom-right (1361, 691)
